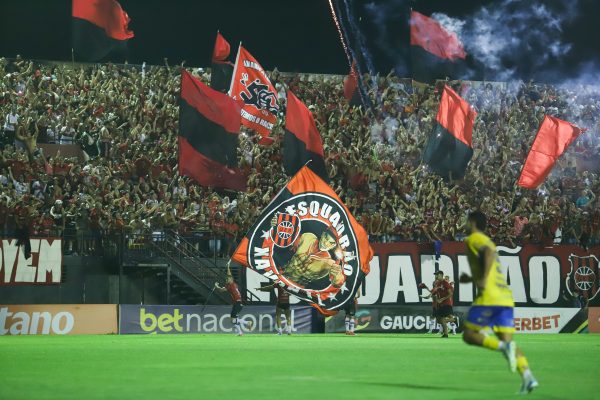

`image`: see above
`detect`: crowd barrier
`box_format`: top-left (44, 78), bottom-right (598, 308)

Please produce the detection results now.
top-left (325, 306), bottom-right (595, 334)
top-left (1, 304), bottom-right (598, 335)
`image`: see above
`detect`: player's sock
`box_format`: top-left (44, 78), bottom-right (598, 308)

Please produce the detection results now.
top-left (518, 356), bottom-right (538, 394)
top-left (349, 318), bottom-right (356, 333)
top-left (517, 355), bottom-right (530, 376)
top-left (449, 322), bottom-right (457, 334)
top-left (277, 327), bottom-right (282, 335)
top-left (345, 317), bottom-right (350, 332)
top-left (286, 323), bottom-right (292, 334)
top-left (482, 335), bottom-right (505, 351)
top-left (232, 318), bottom-right (242, 335)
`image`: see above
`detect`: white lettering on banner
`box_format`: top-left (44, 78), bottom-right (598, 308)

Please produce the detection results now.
top-left (380, 315), bottom-right (437, 331)
top-left (15, 240), bottom-right (39, 282)
top-left (243, 244), bottom-right (598, 306)
top-left (513, 308), bottom-right (579, 333)
top-left (359, 257), bottom-right (380, 305)
top-left (420, 254), bottom-right (454, 285)
top-left (241, 109), bottom-right (257, 123)
top-left (29, 312), bottom-right (52, 334)
top-left (457, 255), bottom-right (474, 303)
top-left (500, 255), bottom-right (527, 303)
top-left (0, 307), bottom-right (74, 335)
top-left (0, 239), bottom-right (63, 284)
top-left (1, 240), bottom-right (19, 283)
top-left (37, 240), bottom-right (62, 283)
top-left (381, 255), bottom-right (419, 303)
top-left (529, 256), bottom-right (560, 304)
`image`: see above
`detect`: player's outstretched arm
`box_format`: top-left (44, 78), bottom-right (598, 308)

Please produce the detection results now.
top-left (256, 283), bottom-right (275, 292)
top-left (214, 282), bottom-right (227, 293)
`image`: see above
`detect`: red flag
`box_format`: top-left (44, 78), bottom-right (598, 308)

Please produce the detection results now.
top-left (229, 45), bottom-right (279, 138)
top-left (343, 62), bottom-right (358, 102)
top-left (436, 85), bottom-right (476, 147)
top-left (72, 0), bottom-right (134, 41)
top-left (211, 31), bottom-right (230, 62)
top-left (518, 115), bottom-right (583, 189)
top-left (410, 11), bottom-right (466, 61)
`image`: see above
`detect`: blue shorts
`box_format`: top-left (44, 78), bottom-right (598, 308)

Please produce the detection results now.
top-left (464, 306), bottom-right (515, 333)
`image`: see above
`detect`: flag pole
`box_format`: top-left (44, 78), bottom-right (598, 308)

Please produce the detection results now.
top-left (227, 42), bottom-right (241, 96)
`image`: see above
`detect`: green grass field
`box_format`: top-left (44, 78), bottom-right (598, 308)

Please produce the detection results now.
top-left (0, 334), bottom-right (598, 400)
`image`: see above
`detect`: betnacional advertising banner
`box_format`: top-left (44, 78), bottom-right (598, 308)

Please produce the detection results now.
top-left (119, 305), bottom-right (313, 334)
top-left (0, 238), bottom-right (63, 285)
top-left (246, 243), bottom-right (600, 308)
top-left (0, 304), bottom-right (117, 335)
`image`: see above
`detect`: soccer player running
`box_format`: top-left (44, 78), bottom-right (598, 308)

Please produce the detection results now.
top-left (257, 283), bottom-right (292, 335)
top-left (430, 270), bottom-right (457, 338)
top-left (215, 265), bottom-right (253, 336)
top-left (461, 211), bottom-right (538, 394)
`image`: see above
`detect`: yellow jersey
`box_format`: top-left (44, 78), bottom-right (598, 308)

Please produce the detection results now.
top-left (465, 231), bottom-right (514, 307)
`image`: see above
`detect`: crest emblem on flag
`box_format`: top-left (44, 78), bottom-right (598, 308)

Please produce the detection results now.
top-left (566, 254), bottom-right (600, 301)
top-left (271, 212), bottom-right (301, 248)
top-left (232, 167), bottom-right (373, 315)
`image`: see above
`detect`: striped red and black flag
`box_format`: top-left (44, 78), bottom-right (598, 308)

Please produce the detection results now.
top-left (178, 69), bottom-right (246, 191)
top-left (283, 91), bottom-right (328, 181)
top-left (210, 31), bottom-right (234, 93)
top-left (410, 10), bottom-right (467, 82)
top-left (423, 85), bottom-right (477, 180)
top-left (72, 0), bottom-right (134, 62)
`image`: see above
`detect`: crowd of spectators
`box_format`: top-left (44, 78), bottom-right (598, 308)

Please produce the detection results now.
top-left (0, 55), bottom-right (598, 256)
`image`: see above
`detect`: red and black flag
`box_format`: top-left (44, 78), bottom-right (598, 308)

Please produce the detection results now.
top-left (229, 45), bottom-right (279, 140)
top-left (210, 31), bottom-right (234, 93)
top-left (423, 85), bottom-right (477, 180)
top-left (232, 166), bottom-right (373, 316)
top-left (410, 10), bottom-right (467, 82)
top-left (178, 69), bottom-right (246, 191)
top-left (518, 116), bottom-right (584, 189)
top-left (283, 91), bottom-right (328, 181)
top-left (72, 0), bottom-right (134, 62)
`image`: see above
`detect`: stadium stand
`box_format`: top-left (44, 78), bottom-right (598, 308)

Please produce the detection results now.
top-left (0, 56), bottom-right (598, 257)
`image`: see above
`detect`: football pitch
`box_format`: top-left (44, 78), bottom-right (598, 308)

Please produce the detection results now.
top-left (0, 334), bottom-right (598, 400)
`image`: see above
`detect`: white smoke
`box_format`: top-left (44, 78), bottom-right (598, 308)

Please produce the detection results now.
top-left (459, 0), bottom-right (577, 81)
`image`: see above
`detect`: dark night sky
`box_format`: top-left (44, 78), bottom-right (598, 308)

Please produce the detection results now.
top-left (0, 0), bottom-right (599, 78)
